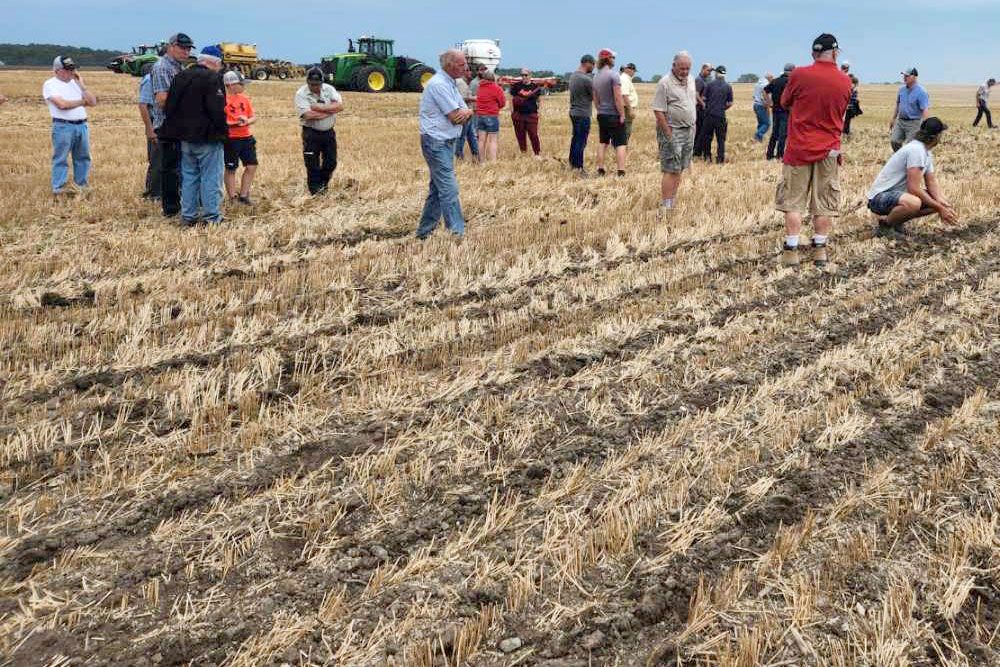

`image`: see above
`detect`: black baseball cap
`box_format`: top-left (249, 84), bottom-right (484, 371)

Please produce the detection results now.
top-left (52, 55), bottom-right (77, 70)
top-left (812, 33), bottom-right (839, 52)
top-left (920, 117), bottom-right (947, 135)
top-left (168, 33), bottom-right (195, 48)
top-left (902, 67), bottom-right (918, 77)
top-left (714, 65), bottom-right (727, 75)
top-left (625, 62), bottom-right (637, 71)
top-left (580, 54), bottom-right (595, 64)
top-left (306, 67), bottom-right (324, 82)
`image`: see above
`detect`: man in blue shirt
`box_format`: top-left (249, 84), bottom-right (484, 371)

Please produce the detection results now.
top-left (417, 49), bottom-right (473, 239)
top-left (138, 65), bottom-right (160, 200)
top-left (890, 67), bottom-right (930, 151)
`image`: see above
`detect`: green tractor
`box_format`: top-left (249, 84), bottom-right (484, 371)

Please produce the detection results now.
top-left (107, 43), bottom-right (165, 77)
top-left (320, 36), bottom-right (435, 93)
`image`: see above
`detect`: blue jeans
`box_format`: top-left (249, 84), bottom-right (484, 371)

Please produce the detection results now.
top-left (180, 141), bottom-right (224, 223)
top-left (569, 115), bottom-right (591, 169)
top-left (455, 116), bottom-right (480, 159)
top-left (753, 103), bottom-right (771, 141)
top-left (51, 121), bottom-right (91, 192)
top-left (417, 135), bottom-right (464, 239)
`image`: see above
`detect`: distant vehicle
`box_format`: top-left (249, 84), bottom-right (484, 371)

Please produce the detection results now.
top-left (106, 43), bottom-right (165, 77)
top-left (320, 36), bottom-right (435, 93)
top-left (460, 39), bottom-right (502, 74)
top-left (217, 42), bottom-right (304, 80)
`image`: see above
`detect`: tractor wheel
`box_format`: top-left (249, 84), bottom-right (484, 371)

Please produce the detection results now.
top-left (353, 65), bottom-right (389, 93)
top-left (403, 66), bottom-right (435, 92)
top-left (252, 68), bottom-right (269, 81)
top-left (277, 70), bottom-right (289, 80)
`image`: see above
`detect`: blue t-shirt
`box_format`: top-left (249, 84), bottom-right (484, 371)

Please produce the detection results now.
top-left (419, 71), bottom-right (467, 141)
top-left (896, 83), bottom-right (929, 120)
top-left (138, 74), bottom-right (154, 106)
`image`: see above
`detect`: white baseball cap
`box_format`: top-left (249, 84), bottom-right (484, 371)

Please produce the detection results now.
top-left (223, 70), bottom-right (243, 85)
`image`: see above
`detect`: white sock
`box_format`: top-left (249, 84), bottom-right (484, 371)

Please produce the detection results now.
top-left (813, 235), bottom-right (828, 246)
top-left (661, 198), bottom-right (674, 209)
top-left (784, 235), bottom-right (799, 248)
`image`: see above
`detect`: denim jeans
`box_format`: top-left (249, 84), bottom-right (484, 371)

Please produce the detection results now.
top-left (455, 115), bottom-right (480, 159)
top-left (569, 115), bottom-right (591, 169)
top-left (417, 134), bottom-right (464, 238)
top-left (753, 103), bottom-right (771, 141)
top-left (767, 109), bottom-right (788, 160)
top-left (51, 121), bottom-right (91, 193)
top-left (180, 141), bottom-right (224, 223)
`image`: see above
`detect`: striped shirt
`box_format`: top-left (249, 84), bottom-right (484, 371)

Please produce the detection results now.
top-left (150, 56), bottom-right (183, 129)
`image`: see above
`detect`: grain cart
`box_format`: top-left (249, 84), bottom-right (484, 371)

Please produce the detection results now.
top-left (218, 43), bottom-right (304, 80)
top-left (320, 36), bottom-right (435, 92)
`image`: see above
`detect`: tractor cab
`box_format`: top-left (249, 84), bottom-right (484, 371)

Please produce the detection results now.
top-left (356, 37), bottom-right (394, 60)
top-left (133, 44), bottom-right (164, 57)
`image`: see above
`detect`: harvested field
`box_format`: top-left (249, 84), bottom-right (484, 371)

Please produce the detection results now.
top-left (1, 70), bottom-right (999, 666)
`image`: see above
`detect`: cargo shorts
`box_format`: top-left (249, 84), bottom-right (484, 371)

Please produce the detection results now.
top-left (657, 125), bottom-right (694, 173)
top-left (774, 156), bottom-right (842, 217)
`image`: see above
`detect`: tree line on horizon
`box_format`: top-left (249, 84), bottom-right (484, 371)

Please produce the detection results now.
top-left (0, 43), bottom-right (123, 67)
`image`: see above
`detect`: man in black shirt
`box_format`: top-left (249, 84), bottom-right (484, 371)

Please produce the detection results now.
top-left (510, 69), bottom-right (543, 156)
top-left (701, 65), bottom-right (733, 163)
top-left (693, 62), bottom-right (713, 158)
top-left (159, 46), bottom-right (228, 225)
top-left (764, 63), bottom-right (794, 160)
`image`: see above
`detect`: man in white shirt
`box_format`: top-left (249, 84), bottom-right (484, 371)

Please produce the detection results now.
top-left (620, 62), bottom-right (639, 143)
top-left (866, 117), bottom-right (957, 240)
top-left (294, 68), bottom-right (344, 195)
top-left (43, 55), bottom-right (97, 195)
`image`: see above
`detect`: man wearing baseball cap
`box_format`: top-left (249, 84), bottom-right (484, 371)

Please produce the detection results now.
top-left (774, 33), bottom-right (852, 268)
top-left (867, 117), bottom-right (957, 240)
top-left (693, 63), bottom-right (714, 159)
top-left (43, 55), bottom-right (97, 195)
top-left (158, 46), bottom-right (228, 225)
top-left (764, 63), bottom-right (794, 160)
top-left (890, 67), bottom-right (930, 151)
top-left (568, 54), bottom-right (596, 172)
top-left (295, 67), bottom-right (344, 195)
top-left (593, 48), bottom-right (628, 176)
top-left (152, 32), bottom-right (195, 215)
top-left (700, 64), bottom-right (733, 163)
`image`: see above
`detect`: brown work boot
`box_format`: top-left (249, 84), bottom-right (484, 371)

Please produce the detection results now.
top-left (811, 241), bottom-right (829, 268)
top-left (781, 243), bottom-right (801, 267)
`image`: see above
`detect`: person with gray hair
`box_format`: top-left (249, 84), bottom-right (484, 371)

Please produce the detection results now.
top-left (651, 51), bottom-right (698, 216)
top-left (43, 55), bottom-right (97, 195)
top-left (416, 48), bottom-right (474, 239)
top-left (158, 45), bottom-right (228, 225)
top-left (973, 78), bottom-right (996, 129)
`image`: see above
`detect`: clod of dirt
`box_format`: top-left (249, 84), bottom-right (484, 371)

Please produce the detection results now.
top-left (645, 642), bottom-right (679, 666)
top-left (499, 637), bottom-right (523, 653)
top-left (40, 291), bottom-right (72, 307)
top-left (582, 630), bottom-right (606, 650)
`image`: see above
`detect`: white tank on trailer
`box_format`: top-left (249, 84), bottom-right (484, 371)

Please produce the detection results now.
top-left (460, 39), bottom-right (502, 73)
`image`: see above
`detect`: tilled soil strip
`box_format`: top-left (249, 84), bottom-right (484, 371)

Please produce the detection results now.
top-left (5, 224), bottom-right (991, 585)
top-left (11, 239), bottom-right (996, 664)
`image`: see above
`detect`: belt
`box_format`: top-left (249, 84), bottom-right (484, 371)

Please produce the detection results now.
top-left (53, 118), bottom-right (87, 125)
top-left (899, 117), bottom-right (920, 121)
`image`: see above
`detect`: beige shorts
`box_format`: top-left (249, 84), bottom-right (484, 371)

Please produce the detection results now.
top-left (774, 156), bottom-right (842, 217)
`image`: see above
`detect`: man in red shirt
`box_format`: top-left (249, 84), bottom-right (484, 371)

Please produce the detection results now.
top-left (775, 33), bottom-right (852, 268)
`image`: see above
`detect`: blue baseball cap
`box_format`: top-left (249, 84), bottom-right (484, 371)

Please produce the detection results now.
top-left (200, 45), bottom-right (223, 60)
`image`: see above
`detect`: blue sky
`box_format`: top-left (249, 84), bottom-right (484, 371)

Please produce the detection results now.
top-left (3, 0), bottom-right (998, 83)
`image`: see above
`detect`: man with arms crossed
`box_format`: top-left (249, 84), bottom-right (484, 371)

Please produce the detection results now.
top-left (651, 51), bottom-right (698, 217)
top-left (775, 33), bottom-right (851, 268)
top-left (867, 117), bottom-right (957, 240)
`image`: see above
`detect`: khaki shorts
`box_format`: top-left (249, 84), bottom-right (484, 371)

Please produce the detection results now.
top-left (774, 156), bottom-right (841, 217)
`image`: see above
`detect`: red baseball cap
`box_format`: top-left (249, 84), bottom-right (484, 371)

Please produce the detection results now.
top-left (598, 48), bottom-right (617, 59)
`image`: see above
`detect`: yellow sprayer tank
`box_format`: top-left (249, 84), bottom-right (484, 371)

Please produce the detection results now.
top-left (219, 42), bottom-right (259, 64)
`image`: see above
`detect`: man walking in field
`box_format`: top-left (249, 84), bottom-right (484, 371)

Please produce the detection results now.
top-left (416, 49), bottom-right (473, 239)
top-left (973, 78), bottom-right (996, 129)
top-left (44, 55), bottom-right (97, 195)
top-left (890, 67), bottom-right (930, 151)
top-left (775, 33), bottom-right (851, 268)
top-left (568, 54), bottom-right (596, 173)
top-left (867, 117), bottom-right (957, 240)
top-left (620, 62), bottom-right (639, 143)
top-left (593, 48), bottom-right (628, 177)
top-left (651, 51), bottom-right (698, 217)
top-left (295, 68), bottom-right (344, 195)
top-left (753, 73), bottom-right (773, 142)
top-left (153, 32), bottom-right (195, 216)
top-left (700, 65), bottom-right (733, 163)
top-left (764, 64), bottom-right (793, 160)
top-left (159, 46), bottom-right (228, 225)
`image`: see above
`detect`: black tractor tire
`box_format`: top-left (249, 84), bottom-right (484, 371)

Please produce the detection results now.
top-left (352, 65), bottom-right (389, 93)
top-left (251, 68), bottom-right (269, 81)
top-left (277, 69), bottom-right (289, 80)
top-left (402, 66), bottom-right (435, 92)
